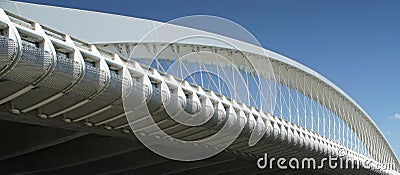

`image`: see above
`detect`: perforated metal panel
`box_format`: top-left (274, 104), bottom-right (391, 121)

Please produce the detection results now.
top-left (4, 40), bottom-right (52, 83)
top-left (0, 36), bottom-right (17, 71)
top-left (92, 71), bottom-right (124, 104)
top-left (38, 54), bottom-right (82, 91)
top-left (67, 64), bottom-right (106, 98)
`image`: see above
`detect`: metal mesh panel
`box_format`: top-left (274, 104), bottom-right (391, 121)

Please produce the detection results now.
top-left (92, 71), bottom-right (123, 104)
top-left (39, 54), bottom-right (82, 91)
top-left (4, 40), bottom-right (52, 83)
top-left (67, 64), bottom-right (107, 98)
top-left (0, 35), bottom-right (17, 72)
top-left (146, 86), bottom-right (165, 113)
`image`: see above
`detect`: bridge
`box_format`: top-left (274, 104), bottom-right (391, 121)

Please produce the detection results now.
top-left (0, 1), bottom-right (399, 174)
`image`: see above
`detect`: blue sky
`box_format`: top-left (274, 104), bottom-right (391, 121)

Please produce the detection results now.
top-left (14, 0), bottom-right (400, 159)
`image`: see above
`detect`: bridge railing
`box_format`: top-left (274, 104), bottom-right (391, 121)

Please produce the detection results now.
top-left (0, 8), bottom-right (398, 173)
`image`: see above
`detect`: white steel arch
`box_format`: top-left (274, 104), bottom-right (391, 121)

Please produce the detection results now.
top-left (0, 1), bottom-right (398, 173)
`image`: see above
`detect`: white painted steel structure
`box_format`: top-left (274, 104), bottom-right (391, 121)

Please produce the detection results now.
top-left (0, 1), bottom-right (398, 174)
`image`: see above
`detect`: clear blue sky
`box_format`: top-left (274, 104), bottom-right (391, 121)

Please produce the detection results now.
top-left (14, 0), bottom-right (400, 159)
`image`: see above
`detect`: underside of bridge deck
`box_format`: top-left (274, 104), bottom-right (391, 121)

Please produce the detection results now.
top-left (0, 108), bottom-right (381, 175)
top-left (0, 1), bottom-right (398, 174)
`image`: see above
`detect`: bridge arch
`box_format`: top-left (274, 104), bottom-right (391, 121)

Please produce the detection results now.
top-left (0, 1), bottom-right (398, 174)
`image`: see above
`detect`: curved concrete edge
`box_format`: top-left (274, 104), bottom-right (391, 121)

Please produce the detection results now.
top-left (0, 0), bottom-right (398, 164)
